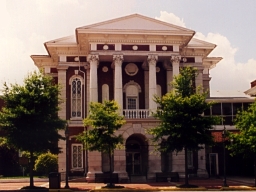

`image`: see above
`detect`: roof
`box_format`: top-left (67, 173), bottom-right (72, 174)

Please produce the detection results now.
top-left (76, 13), bottom-right (195, 35)
top-left (244, 86), bottom-right (256, 96)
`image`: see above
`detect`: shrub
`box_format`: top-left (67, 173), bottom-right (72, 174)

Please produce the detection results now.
top-left (35, 152), bottom-right (58, 176)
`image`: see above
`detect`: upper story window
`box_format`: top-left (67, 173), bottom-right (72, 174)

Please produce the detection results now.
top-left (70, 76), bottom-right (84, 118)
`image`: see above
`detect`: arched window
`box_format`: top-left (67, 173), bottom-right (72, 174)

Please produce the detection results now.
top-left (126, 85), bottom-right (139, 109)
top-left (70, 76), bottom-right (84, 118)
top-left (123, 81), bottom-right (141, 110)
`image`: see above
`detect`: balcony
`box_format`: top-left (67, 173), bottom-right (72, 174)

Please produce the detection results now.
top-left (123, 109), bottom-right (150, 119)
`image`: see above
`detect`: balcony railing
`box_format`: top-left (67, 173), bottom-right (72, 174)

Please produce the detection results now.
top-left (123, 109), bottom-right (150, 119)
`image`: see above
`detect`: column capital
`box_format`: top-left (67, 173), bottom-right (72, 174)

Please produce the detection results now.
top-left (87, 54), bottom-right (99, 65)
top-left (112, 55), bottom-right (123, 68)
top-left (147, 54), bottom-right (158, 66)
top-left (170, 55), bottom-right (181, 64)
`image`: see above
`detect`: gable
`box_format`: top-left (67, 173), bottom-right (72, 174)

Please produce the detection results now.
top-left (77, 14), bottom-right (194, 34)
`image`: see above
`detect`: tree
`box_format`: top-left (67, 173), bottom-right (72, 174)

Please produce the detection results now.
top-left (149, 67), bottom-right (220, 187)
top-left (0, 71), bottom-right (66, 188)
top-left (227, 101), bottom-right (256, 186)
top-left (0, 137), bottom-right (20, 176)
top-left (77, 100), bottom-right (125, 187)
top-left (35, 152), bottom-right (58, 176)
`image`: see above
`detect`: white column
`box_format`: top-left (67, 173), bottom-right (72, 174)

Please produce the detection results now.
top-left (195, 69), bottom-right (203, 93)
top-left (113, 55), bottom-right (123, 111)
top-left (148, 55), bottom-right (158, 113)
top-left (171, 55), bottom-right (181, 78)
top-left (57, 66), bottom-right (68, 173)
top-left (87, 55), bottom-right (99, 103)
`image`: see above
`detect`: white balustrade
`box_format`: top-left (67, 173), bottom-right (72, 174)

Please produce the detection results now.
top-left (123, 109), bottom-right (150, 119)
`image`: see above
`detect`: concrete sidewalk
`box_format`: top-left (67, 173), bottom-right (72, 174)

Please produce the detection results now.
top-left (0, 177), bottom-right (255, 191)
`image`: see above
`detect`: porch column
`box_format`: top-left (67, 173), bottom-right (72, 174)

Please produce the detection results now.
top-left (171, 55), bottom-right (181, 79)
top-left (87, 54), bottom-right (99, 102)
top-left (57, 66), bottom-right (68, 173)
top-left (113, 55), bottom-right (124, 112)
top-left (148, 55), bottom-right (158, 114)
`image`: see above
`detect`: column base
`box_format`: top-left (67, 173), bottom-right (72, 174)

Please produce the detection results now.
top-left (86, 171), bottom-right (103, 183)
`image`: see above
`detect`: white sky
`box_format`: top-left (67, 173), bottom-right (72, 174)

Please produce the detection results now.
top-left (0, 0), bottom-right (256, 96)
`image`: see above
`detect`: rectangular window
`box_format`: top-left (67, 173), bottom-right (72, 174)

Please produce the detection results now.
top-left (72, 144), bottom-right (83, 169)
top-left (212, 103), bottom-right (221, 115)
top-left (127, 98), bottom-right (137, 109)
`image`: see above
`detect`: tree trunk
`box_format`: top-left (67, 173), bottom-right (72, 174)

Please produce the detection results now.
top-left (184, 147), bottom-right (189, 186)
top-left (254, 155), bottom-right (256, 187)
top-left (29, 151), bottom-right (34, 188)
top-left (109, 148), bottom-right (114, 187)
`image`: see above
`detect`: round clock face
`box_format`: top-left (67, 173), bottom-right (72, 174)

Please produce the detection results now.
top-left (125, 63), bottom-right (139, 76)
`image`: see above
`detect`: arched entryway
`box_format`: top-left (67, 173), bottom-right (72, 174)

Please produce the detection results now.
top-left (126, 134), bottom-right (148, 176)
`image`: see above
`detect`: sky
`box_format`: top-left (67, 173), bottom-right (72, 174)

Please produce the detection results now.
top-left (0, 0), bottom-right (256, 96)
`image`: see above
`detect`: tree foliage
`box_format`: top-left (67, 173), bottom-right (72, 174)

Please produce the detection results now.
top-left (227, 101), bottom-right (256, 186)
top-left (77, 100), bottom-right (125, 154)
top-left (77, 100), bottom-right (125, 186)
top-left (0, 71), bottom-right (66, 187)
top-left (149, 67), bottom-right (220, 186)
top-left (227, 101), bottom-right (256, 156)
top-left (34, 152), bottom-right (58, 176)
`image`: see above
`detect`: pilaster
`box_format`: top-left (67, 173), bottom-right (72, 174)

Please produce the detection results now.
top-left (86, 151), bottom-right (103, 182)
top-left (195, 69), bottom-right (203, 93)
top-left (57, 66), bottom-right (68, 173)
top-left (113, 149), bottom-right (129, 182)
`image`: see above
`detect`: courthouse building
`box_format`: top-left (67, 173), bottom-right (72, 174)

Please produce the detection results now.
top-left (30, 14), bottom-right (253, 182)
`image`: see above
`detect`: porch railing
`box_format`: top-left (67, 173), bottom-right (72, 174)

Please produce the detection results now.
top-left (123, 109), bottom-right (150, 119)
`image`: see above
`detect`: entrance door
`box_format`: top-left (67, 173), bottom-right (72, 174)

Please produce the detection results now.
top-left (209, 153), bottom-right (219, 176)
top-left (126, 152), bottom-right (141, 175)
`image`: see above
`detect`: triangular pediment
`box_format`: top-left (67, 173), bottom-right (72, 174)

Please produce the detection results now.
top-left (77, 14), bottom-right (194, 34)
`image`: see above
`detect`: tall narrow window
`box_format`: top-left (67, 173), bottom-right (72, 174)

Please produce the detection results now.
top-left (70, 77), bottom-right (83, 118)
top-left (126, 85), bottom-right (139, 109)
top-left (72, 144), bottom-right (83, 169)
